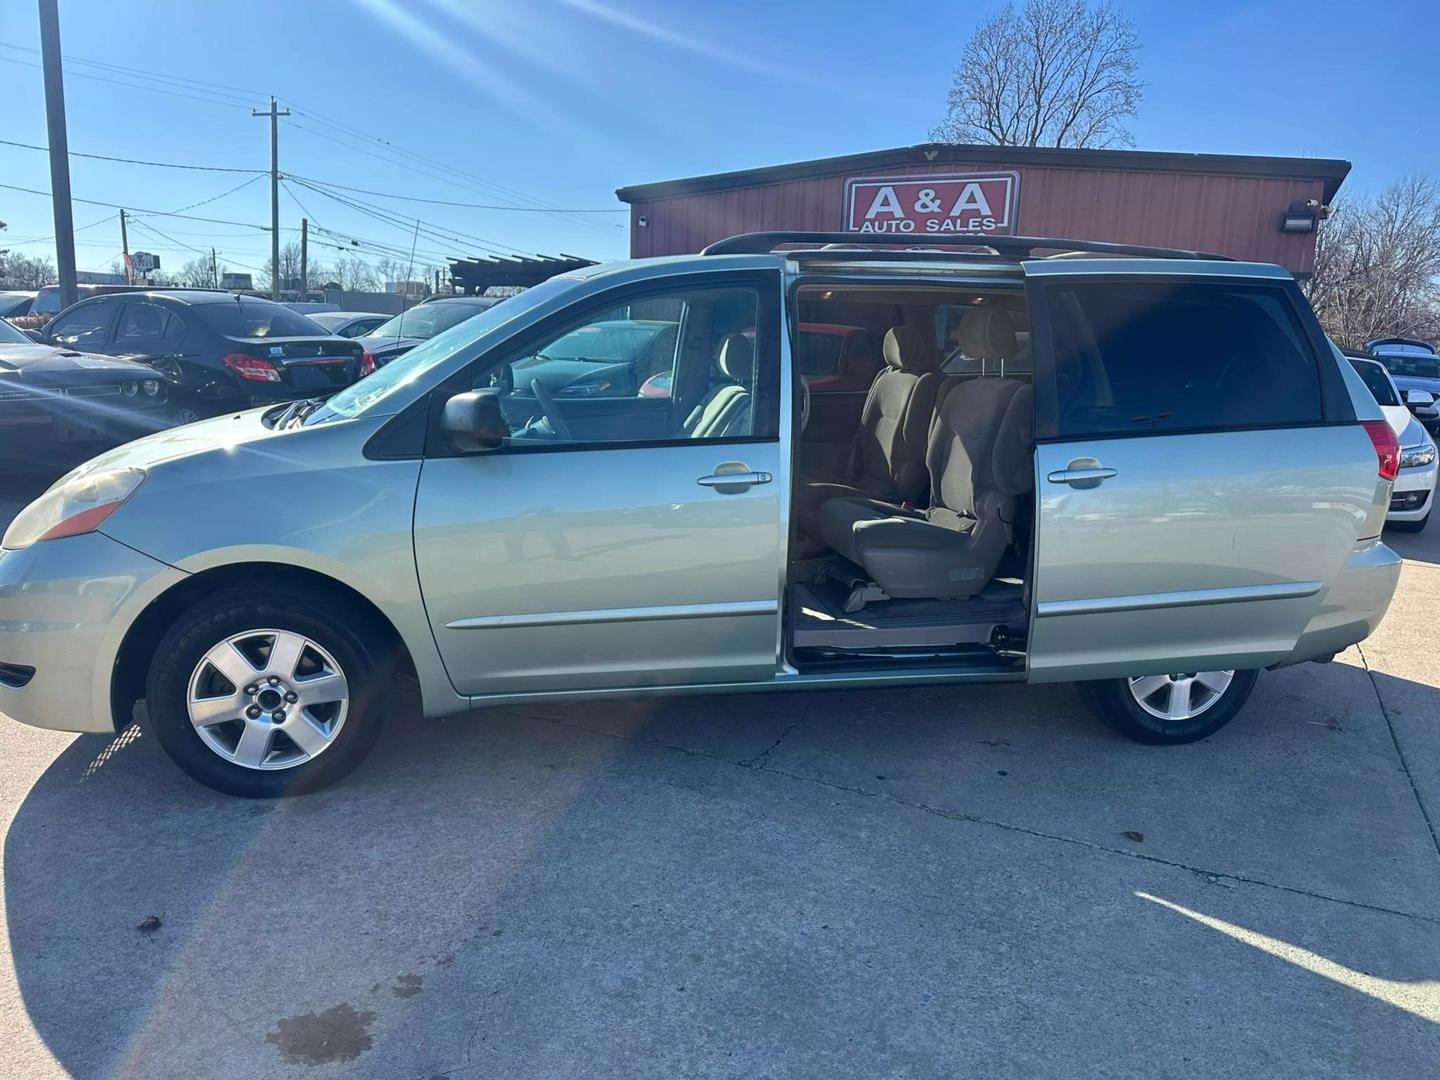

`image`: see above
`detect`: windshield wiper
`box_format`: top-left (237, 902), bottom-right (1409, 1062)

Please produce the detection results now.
top-left (281, 398), bottom-right (326, 429)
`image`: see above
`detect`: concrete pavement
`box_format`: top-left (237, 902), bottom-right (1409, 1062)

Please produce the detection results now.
top-left (0, 505), bottom-right (1438, 1076)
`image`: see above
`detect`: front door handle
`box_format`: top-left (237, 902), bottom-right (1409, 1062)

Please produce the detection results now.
top-left (698, 462), bottom-right (772, 493)
top-left (1046, 459), bottom-right (1117, 488)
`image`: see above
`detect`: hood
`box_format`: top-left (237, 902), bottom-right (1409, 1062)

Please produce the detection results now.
top-left (0, 343), bottom-right (160, 378)
top-left (1380, 402), bottom-right (1414, 440)
top-left (1398, 413), bottom-right (1432, 450)
top-left (59, 407), bottom-right (285, 482)
top-left (1390, 374), bottom-right (1440, 394)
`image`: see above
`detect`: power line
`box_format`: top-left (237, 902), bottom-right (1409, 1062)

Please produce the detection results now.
top-left (0, 54), bottom-right (256, 111)
top-left (0, 181), bottom-right (269, 230)
top-left (282, 172), bottom-right (625, 213)
top-left (146, 174), bottom-right (266, 217)
top-left (0, 137), bottom-right (263, 173)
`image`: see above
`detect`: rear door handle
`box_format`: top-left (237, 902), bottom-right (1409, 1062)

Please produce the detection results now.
top-left (698, 464), bottom-right (772, 492)
top-left (1046, 466), bottom-right (1117, 488)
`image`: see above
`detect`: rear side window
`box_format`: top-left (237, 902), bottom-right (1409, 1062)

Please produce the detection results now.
top-left (1349, 359), bottom-right (1400, 406)
top-left (1048, 281), bottom-right (1323, 437)
top-left (193, 299), bottom-right (325, 338)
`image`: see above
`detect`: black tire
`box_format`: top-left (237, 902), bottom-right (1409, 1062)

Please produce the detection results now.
top-left (1389, 511), bottom-right (1429, 533)
top-left (1077, 669), bottom-right (1259, 745)
top-left (145, 584), bottom-right (394, 797)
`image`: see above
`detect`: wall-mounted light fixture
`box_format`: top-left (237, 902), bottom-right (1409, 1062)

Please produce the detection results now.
top-left (1280, 202), bottom-right (1318, 233)
top-left (637, 215), bottom-right (648, 227)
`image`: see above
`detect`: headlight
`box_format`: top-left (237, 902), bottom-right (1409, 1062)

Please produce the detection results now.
top-left (141, 379), bottom-right (161, 396)
top-left (1401, 444), bottom-right (1437, 469)
top-left (2, 468), bottom-right (146, 550)
top-left (120, 381), bottom-right (138, 397)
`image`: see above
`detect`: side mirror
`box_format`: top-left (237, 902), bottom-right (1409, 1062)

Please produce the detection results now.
top-left (440, 389), bottom-right (508, 452)
top-left (1408, 389), bottom-right (1435, 407)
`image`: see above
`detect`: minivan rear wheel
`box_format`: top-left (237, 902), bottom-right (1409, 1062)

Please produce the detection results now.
top-left (1077, 669), bottom-right (1259, 744)
top-left (145, 585), bottom-right (392, 797)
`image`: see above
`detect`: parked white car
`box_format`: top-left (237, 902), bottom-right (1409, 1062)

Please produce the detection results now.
top-left (1350, 354), bottom-right (1437, 531)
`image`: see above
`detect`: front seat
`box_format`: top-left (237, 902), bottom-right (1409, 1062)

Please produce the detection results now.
top-left (819, 379), bottom-right (1034, 599)
top-left (684, 334), bottom-right (753, 438)
top-left (949, 306), bottom-right (1017, 373)
top-left (795, 326), bottom-right (942, 538)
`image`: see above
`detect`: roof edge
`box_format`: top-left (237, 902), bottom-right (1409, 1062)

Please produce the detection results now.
top-left (616, 142), bottom-right (1352, 205)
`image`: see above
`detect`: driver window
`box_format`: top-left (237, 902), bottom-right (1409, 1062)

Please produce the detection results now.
top-left (473, 282), bottom-right (775, 450)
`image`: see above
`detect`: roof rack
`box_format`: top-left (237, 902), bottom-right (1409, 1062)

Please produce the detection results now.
top-left (700, 231), bottom-right (1233, 261)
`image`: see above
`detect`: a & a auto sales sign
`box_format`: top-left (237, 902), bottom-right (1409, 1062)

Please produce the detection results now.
top-left (842, 172), bottom-right (1020, 235)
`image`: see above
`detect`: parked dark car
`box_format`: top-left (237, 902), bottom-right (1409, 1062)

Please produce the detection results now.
top-left (35, 290), bottom-right (366, 423)
top-left (1368, 338), bottom-right (1440, 433)
top-left (0, 314), bottom-right (170, 472)
top-left (0, 291), bottom-right (36, 321)
top-left (354, 295), bottom-right (501, 368)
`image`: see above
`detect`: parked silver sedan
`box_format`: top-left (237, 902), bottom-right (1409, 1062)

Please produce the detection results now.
top-left (0, 234), bottom-right (1403, 796)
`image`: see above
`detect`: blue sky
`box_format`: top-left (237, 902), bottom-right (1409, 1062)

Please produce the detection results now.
top-left (2, 0), bottom-right (1437, 276)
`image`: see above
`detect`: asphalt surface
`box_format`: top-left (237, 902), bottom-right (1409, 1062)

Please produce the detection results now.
top-left (0, 479), bottom-right (1438, 1078)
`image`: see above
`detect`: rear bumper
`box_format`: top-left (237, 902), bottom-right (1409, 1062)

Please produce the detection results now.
top-left (0, 532), bottom-right (185, 734)
top-left (1275, 538), bottom-right (1402, 666)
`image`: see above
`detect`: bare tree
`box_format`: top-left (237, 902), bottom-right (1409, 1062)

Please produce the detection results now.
top-left (177, 256), bottom-right (220, 288)
top-left (932, 0), bottom-right (1142, 149)
top-left (0, 251), bottom-right (56, 289)
top-left (260, 241), bottom-right (306, 293)
top-left (331, 254), bottom-right (380, 293)
top-left (1304, 176), bottom-right (1440, 349)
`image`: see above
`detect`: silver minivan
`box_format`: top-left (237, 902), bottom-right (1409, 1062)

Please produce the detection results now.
top-left (0, 234), bottom-right (1403, 796)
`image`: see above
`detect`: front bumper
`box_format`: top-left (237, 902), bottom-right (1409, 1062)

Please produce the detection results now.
top-left (1276, 538), bottom-right (1402, 666)
top-left (0, 532), bottom-right (185, 734)
top-left (1387, 458), bottom-right (1438, 522)
top-left (0, 398), bottom-right (172, 456)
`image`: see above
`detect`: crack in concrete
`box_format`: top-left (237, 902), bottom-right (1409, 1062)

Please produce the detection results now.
top-left (519, 709), bottom-right (1440, 928)
top-left (738, 699), bottom-right (812, 768)
top-left (1356, 641), bottom-right (1440, 861)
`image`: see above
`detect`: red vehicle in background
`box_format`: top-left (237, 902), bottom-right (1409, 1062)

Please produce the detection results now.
top-left (639, 323), bottom-right (882, 397)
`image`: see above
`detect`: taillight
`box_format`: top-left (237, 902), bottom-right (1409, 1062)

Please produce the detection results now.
top-left (1362, 419), bottom-right (1401, 481)
top-left (359, 351), bottom-right (376, 378)
top-left (222, 353), bottom-right (282, 383)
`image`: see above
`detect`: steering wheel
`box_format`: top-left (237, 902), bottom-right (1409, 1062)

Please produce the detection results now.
top-left (530, 378), bottom-right (574, 441)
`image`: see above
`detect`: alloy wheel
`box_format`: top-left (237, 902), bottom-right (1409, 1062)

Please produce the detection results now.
top-left (186, 629), bottom-right (349, 770)
top-left (1126, 670), bottom-right (1235, 722)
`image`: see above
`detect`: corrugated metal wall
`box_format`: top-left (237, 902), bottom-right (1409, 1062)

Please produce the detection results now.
top-left (628, 161), bottom-right (1326, 273)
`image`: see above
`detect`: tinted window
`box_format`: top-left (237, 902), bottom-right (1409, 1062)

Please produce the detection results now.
top-left (0, 317), bottom-right (29, 344)
top-left (193, 298), bottom-right (326, 338)
top-left (1378, 354), bottom-right (1440, 379)
top-left (1349, 359), bottom-right (1401, 406)
top-left (32, 287), bottom-right (61, 316)
top-left (116, 301), bottom-right (186, 349)
top-left (48, 298), bottom-right (120, 347)
top-left (1048, 282), bottom-right (1323, 436)
top-left (797, 331), bottom-right (843, 377)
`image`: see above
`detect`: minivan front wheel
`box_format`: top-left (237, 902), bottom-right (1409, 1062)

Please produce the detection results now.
top-left (145, 586), bottom-right (391, 796)
top-left (1077, 669), bottom-right (1259, 744)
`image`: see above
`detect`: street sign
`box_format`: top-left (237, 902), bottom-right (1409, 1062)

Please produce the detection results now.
top-left (130, 251), bottom-right (160, 274)
top-left (843, 172), bottom-right (1020, 236)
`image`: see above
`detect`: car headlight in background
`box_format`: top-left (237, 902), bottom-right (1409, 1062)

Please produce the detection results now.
top-left (120, 381), bottom-right (138, 397)
top-left (1401, 444), bottom-right (1437, 469)
top-left (141, 379), bottom-right (161, 396)
top-left (2, 468), bottom-right (146, 550)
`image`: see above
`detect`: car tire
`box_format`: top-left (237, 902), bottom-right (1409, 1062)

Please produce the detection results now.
top-left (1077, 669), bottom-right (1259, 745)
top-left (1390, 511), bottom-right (1429, 533)
top-left (145, 584), bottom-right (395, 797)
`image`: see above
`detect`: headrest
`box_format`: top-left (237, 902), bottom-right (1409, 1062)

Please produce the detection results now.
top-left (992, 383), bottom-right (1035, 497)
top-left (717, 333), bottom-right (753, 381)
top-left (954, 307), bottom-right (1017, 361)
top-left (882, 326), bottom-right (940, 373)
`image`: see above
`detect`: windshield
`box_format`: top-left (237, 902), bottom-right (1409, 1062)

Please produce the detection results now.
top-left (195, 298), bottom-right (328, 338)
top-left (0, 317), bottom-right (30, 345)
top-left (304, 279), bottom-right (575, 424)
top-left (370, 302), bottom-right (491, 341)
top-left (1379, 354), bottom-right (1440, 379)
top-left (1349, 359), bottom-right (1400, 406)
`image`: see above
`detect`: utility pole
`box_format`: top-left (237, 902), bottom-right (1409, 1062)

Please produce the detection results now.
top-left (119, 209), bottom-right (131, 284)
top-left (210, 247), bottom-right (218, 289)
top-left (38, 0), bottom-right (77, 309)
top-left (252, 95), bottom-right (289, 299)
top-left (299, 218), bottom-right (308, 298)
top-left (434, 267), bottom-right (441, 296)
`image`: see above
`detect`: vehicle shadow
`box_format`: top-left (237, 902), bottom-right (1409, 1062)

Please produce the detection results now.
top-left (4, 663), bottom-right (1439, 1076)
top-left (1383, 522), bottom-right (1440, 567)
